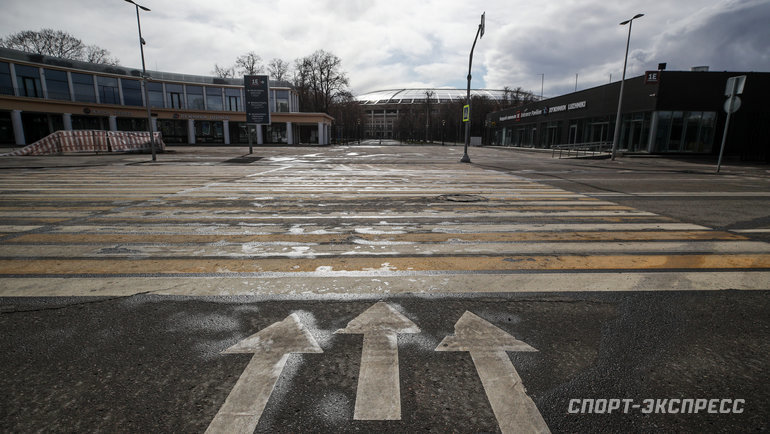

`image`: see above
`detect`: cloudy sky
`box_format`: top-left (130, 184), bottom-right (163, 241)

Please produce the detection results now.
top-left (2, 0), bottom-right (769, 97)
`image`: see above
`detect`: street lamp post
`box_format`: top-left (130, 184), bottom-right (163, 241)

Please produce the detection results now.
top-left (610, 13), bottom-right (644, 161)
top-left (125, 0), bottom-right (156, 161)
top-left (442, 120), bottom-right (446, 145)
top-left (461, 12), bottom-right (485, 163)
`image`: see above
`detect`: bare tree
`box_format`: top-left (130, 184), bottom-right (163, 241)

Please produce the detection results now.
top-left (267, 58), bottom-right (290, 82)
top-left (235, 51), bottom-right (264, 75)
top-left (0, 28), bottom-right (119, 65)
top-left (84, 45), bottom-right (119, 66)
top-left (294, 50), bottom-right (349, 113)
top-left (212, 64), bottom-right (236, 78)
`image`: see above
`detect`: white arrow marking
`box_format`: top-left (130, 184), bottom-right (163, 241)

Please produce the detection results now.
top-left (335, 301), bottom-right (420, 420)
top-left (206, 313), bottom-right (322, 434)
top-left (436, 311), bottom-right (550, 434)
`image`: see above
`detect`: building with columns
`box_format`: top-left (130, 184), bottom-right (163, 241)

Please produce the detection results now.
top-left (0, 47), bottom-right (333, 147)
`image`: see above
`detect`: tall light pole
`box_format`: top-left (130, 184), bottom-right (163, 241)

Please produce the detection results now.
top-left (610, 13), bottom-right (643, 161)
top-left (540, 73), bottom-right (544, 99)
top-left (461, 12), bottom-right (485, 163)
top-left (125, 0), bottom-right (156, 161)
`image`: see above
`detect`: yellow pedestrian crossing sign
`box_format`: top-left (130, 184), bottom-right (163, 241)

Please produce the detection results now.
top-left (463, 105), bottom-right (470, 122)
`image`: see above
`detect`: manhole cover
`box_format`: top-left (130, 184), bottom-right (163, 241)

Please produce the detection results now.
top-left (437, 194), bottom-right (487, 202)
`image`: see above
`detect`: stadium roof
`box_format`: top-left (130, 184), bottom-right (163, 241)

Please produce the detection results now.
top-left (355, 88), bottom-right (509, 104)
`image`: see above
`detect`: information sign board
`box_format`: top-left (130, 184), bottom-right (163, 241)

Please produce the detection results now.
top-left (244, 75), bottom-right (270, 124)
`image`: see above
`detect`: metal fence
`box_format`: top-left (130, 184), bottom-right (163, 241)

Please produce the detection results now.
top-left (551, 142), bottom-right (612, 159)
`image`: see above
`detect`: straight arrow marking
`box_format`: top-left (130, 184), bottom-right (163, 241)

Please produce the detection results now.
top-left (336, 301), bottom-right (420, 420)
top-left (436, 311), bottom-right (550, 434)
top-left (206, 313), bottom-right (322, 434)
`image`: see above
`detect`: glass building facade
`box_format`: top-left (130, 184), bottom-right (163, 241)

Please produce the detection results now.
top-left (0, 47), bottom-right (333, 147)
top-left (487, 71), bottom-right (770, 159)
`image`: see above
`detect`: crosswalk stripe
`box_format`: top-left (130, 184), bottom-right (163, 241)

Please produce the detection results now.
top-left (0, 162), bottom-right (768, 297)
top-left (1, 254), bottom-right (769, 275)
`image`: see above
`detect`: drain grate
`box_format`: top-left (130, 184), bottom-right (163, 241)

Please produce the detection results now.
top-left (436, 194), bottom-right (487, 202)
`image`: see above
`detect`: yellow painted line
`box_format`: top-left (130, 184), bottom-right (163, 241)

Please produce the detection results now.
top-left (5, 230), bottom-right (749, 245)
top-left (1, 254), bottom-right (769, 275)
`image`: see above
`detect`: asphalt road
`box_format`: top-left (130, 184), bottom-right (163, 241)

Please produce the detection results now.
top-left (0, 144), bottom-right (768, 433)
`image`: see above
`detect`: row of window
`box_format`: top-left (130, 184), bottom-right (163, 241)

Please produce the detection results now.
top-left (0, 61), bottom-right (293, 113)
top-left (493, 111), bottom-right (717, 153)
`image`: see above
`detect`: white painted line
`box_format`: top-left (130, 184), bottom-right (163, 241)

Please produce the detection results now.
top-left (732, 229), bottom-right (770, 233)
top-left (97, 210), bottom-right (659, 220)
top-left (5, 241), bottom-right (767, 258)
top-left (335, 302), bottom-right (420, 420)
top-left (206, 314), bottom-right (322, 434)
top-left (437, 312), bottom-right (550, 434)
top-left (589, 192), bottom-right (770, 197)
top-left (45, 222), bottom-right (710, 235)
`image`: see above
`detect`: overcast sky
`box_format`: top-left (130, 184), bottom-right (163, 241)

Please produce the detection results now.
top-left (2, 0), bottom-right (768, 97)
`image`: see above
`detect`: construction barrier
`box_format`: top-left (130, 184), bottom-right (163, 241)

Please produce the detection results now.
top-left (2, 130), bottom-right (165, 156)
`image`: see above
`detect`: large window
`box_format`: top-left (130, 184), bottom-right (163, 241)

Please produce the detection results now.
top-left (117, 117), bottom-right (147, 131)
top-left (275, 90), bottom-right (289, 113)
top-left (166, 83), bottom-right (184, 109)
top-left (147, 82), bottom-right (164, 108)
top-left (653, 110), bottom-right (716, 153)
top-left (44, 69), bottom-right (70, 100)
top-left (97, 76), bottom-right (120, 104)
top-left (71, 73), bottom-right (96, 103)
top-left (121, 79), bottom-right (143, 106)
top-left (186, 85), bottom-right (205, 110)
top-left (0, 62), bottom-right (12, 95)
top-left (225, 88), bottom-right (241, 111)
top-left (206, 87), bottom-right (223, 111)
top-left (15, 65), bottom-right (42, 98)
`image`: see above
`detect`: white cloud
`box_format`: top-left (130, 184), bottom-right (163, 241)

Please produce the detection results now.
top-left (1, 0), bottom-right (768, 97)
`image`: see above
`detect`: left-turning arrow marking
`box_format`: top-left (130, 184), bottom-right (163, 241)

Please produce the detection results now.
top-left (206, 313), bottom-right (322, 434)
top-left (336, 301), bottom-right (420, 420)
top-left (436, 311), bottom-right (550, 434)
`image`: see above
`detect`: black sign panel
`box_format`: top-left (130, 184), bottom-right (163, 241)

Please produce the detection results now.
top-left (244, 75), bottom-right (270, 124)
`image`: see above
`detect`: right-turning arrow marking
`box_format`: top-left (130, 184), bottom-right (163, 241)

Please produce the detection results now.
top-left (436, 311), bottom-right (550, 434)
top-left (336, 301), bottom-right (420, 420)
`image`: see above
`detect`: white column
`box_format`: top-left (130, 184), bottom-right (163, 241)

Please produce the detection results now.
top-left (93, 78), bottom-right (100, 104)
top-left (63, 113), bottom-right (73, 131)
top-left (318, 122), bottom-right (324, 145)
top-left (647, 112), bottom-right (658, 153)
top-left (108, 116), bottom-right (118, 132)
top-left (117, 78), bottom-right (125, 105)
top-left (223, 120), bottom-right (230, 145)
top-left (256, 125), bottom-right (264, 144)
top-left (40, 68), bottom-right (49, 99)
top-left (11, 110), bottom-right (25, 145)
top-left (286, 122), bottom-right (294, 145)
top-left (9, 63), bottom-right (19, 97)
top-left (187, 119), bottom-right (195, 144)
top-left (67, 72), bottom-right (76, 102)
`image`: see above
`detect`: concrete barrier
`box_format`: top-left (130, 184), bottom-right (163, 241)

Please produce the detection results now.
top-left (2, 130), bottom-right (165, 156)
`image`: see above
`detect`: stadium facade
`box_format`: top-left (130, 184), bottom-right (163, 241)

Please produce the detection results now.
top-left (0, 47), bottom-right (333, 147)
top-left (355, 88), bottom-right (527, 142)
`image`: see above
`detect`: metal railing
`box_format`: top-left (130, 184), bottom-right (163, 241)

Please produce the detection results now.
top-left (551, 141), bottom-right (612, 159)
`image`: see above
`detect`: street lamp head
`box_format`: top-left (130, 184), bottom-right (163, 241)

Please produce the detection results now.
top-left (124, 0), bottom-right (150, 11)
top-left (620, 13), bottom-right (643, 25)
